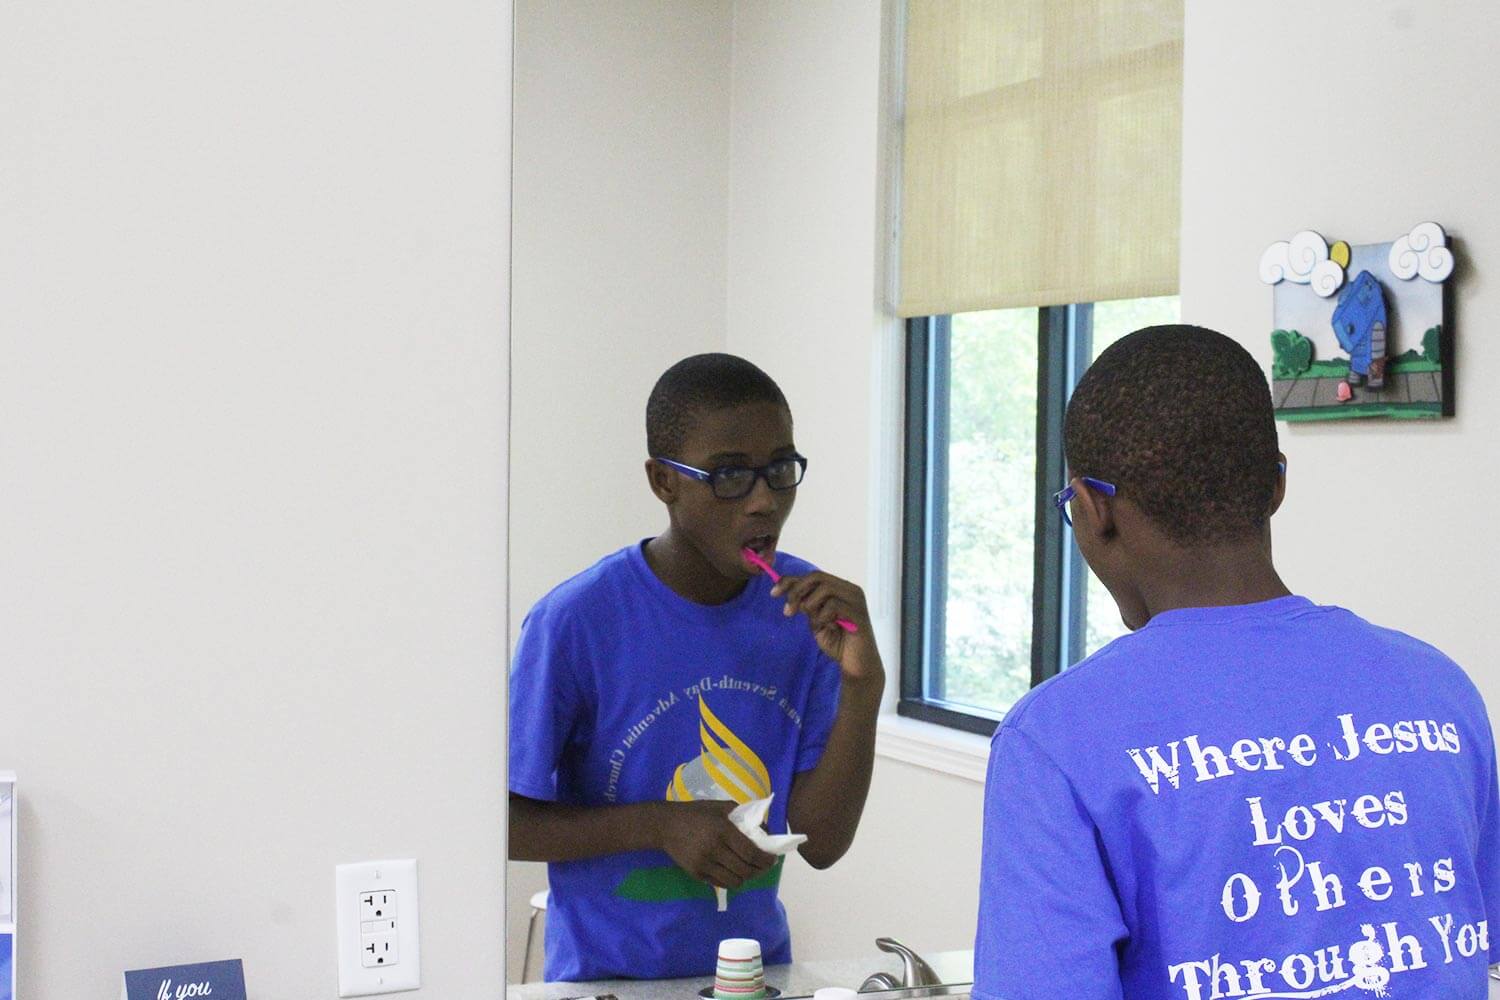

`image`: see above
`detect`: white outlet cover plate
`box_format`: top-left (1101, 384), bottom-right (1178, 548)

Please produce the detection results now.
top-left (336, 859), bottom-right (420, 996)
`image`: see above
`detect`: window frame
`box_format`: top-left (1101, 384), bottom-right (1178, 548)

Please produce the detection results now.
top-left (899, 306), bottom-right (1098, 736)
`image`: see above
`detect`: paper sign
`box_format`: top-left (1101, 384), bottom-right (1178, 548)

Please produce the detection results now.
top-left (122, 959), bottom-right (245, 1000)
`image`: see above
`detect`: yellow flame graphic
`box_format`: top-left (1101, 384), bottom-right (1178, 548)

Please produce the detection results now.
top-left (665, 697), bottom-right (772, 804)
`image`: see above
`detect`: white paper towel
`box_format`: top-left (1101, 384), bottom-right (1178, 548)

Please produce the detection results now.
top-left (716, 795), bottom-right (806, 911)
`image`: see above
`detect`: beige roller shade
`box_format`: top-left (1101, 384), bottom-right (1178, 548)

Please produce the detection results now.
top-left (898, 0), bottom-right (1183, 318)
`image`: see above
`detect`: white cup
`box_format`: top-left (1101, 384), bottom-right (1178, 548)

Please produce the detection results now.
top-left (718, 938), bottom-right (762, 962)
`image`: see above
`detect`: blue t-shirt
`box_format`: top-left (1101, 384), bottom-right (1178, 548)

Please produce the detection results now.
top-left (509, 542), bottom-right (843, 982)
top-left (975, 596), bottom-right (1500, 1000)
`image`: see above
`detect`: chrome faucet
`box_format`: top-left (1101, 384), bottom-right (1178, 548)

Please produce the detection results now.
top-left (858, 971), bottom-right (901, 992)
top-left (858, 937), bottom-right (941, 992)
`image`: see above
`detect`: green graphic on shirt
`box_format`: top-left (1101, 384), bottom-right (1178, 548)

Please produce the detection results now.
top-left (614, 857), bottom-right (784, 903)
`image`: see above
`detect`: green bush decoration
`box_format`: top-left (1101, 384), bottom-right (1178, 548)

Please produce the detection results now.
top-left (1422, 325), bottom-right (1442, 366)
top-left (1271, 329), bottom-right (1314, 379)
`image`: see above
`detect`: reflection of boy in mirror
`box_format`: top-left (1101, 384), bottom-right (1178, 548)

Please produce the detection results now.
top-left (509, 354), bottom-right (884, 982)
top-left (974, 326), bottom-right (1500, 999)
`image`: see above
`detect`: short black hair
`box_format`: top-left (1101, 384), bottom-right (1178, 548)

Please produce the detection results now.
top-left (646, 353), bottom-right (790, 458)
top-left (1063, 324), bottom-right (1280, 545)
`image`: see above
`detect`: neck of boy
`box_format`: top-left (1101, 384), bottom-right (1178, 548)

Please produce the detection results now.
top-left (643, 531), bottom-right (748, 606)
top-left (1133, 538), bottom-right (1292, 625)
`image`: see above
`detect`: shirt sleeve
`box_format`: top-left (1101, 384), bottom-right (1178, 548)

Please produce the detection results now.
top-left (507, 603), bottom-right (586, 802)
top-left (794, 651), bottom-right (842, 773)
top-left (972, 725), bottom-right (1128, 1000)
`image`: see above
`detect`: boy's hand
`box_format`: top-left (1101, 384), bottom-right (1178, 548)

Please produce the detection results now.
top-left (771, 571), bottom-right (883, 687)
top-left (653, 800), bottom-right (777, 889)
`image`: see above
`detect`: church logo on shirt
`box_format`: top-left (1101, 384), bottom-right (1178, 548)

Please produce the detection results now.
top-left (665, 696), bottom-right (773, 805)
top-left (614, 696), bottom-right (783, 904)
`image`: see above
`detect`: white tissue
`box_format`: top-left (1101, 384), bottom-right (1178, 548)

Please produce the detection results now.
top-left (715, 794), bottom-right (807, 911)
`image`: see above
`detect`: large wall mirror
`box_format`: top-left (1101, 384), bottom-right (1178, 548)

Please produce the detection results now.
top-left (504, 1), bottom-right (983, 995)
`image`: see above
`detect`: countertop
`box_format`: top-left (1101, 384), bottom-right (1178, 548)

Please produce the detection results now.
top-left (508, 953), bottom-right (1500, 999)
top-left (506, 948), bottom-right (974, 1000)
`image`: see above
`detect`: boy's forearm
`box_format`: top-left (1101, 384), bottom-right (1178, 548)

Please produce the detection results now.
top-left (509, 794), bottom-right (664, 863)
top-left (787, 674), bottom-right (884, 869)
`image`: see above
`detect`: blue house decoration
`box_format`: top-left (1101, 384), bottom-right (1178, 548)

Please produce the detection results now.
top-left (1332, 271), bottom-right (1388, 389)
top-left (1260, 223), bottom-right (1455, 421)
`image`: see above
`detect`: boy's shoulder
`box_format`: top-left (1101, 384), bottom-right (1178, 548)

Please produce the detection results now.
top-left (522, 544), bottom-right (639, 630)
top-left (1352, 613), bottom-right (1479, 698)
top-left (1263, 599), bottom-right (1475, 697)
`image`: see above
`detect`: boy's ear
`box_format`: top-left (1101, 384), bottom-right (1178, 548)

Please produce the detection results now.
top-left (645, 459), bottom-right (677, 505)
top-left (1071, 477), bottom-right (1116, 541)
top-left (1269, 452), bottom-right (1288, 516)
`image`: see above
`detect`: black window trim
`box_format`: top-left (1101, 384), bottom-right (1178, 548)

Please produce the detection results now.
top-left (899, 306), bottom-right (1097, 736)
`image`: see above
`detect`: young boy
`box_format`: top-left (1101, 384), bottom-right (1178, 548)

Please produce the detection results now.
top-left (509, 353), bottom-right (884, 982)
top-left (974, 326), bottom-right (1500, 999)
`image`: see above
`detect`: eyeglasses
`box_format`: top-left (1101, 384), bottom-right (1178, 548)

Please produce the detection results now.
top-left (654, 454), bottom-right (807, 500)
top-left (1052, 477), bottom-right (1117, 527)
top-left (1054, 463), bottom-right (1287, 527)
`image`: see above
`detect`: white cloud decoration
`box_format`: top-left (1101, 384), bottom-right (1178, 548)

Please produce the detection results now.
top-left (1389, 222), bottom-right (1454, 282)
top-left (1259, 230), bottom-right (1345, 298)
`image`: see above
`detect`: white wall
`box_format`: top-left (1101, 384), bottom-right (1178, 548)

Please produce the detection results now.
top-left (0, 2), bottom-right (512, 996)
top-left (509, 0), bottom-right (733, 615)
top-left (726, 0), bottom-right (884, 580)
top-left (507, 0), bottom-right (732, 977)
top-left (1180, 0), bottom-right (1500, 708)
top-left (726, 0), bottom-right (991, 962)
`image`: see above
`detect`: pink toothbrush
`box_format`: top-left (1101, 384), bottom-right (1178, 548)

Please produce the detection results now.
top-left (742, 547), bottom-right (859, 633)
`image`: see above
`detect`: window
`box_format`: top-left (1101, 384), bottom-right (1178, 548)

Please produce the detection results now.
top-left (894, 0), bottom-right (1183, 733)
top-left (901, 296), bottom-right (1180, 735)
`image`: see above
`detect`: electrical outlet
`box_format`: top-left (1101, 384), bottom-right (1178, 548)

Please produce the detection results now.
top-left (336, 859), bottom-right (420, 996)
top-left (360, 890), bottom-right (396, 922)
top-left (361, 930), bottom-right (399, 968)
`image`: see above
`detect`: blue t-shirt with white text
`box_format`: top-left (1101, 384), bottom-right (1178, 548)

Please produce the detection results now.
top-left (509, 543), bottom-right (843, 982)
top-left (975, 596), bottom-right (1500, 1000)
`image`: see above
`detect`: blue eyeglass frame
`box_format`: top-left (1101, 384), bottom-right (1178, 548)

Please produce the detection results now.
top-left (1053, 462), bottom-right (1287, 527)
top-left (1051, 477), bottom-right (1117, 527)
top-left (653, 454), bottom-right (808, 499)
